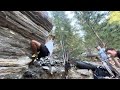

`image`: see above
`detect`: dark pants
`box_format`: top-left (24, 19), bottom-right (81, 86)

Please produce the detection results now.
top-left (37, 44), bottom-right (50, 59)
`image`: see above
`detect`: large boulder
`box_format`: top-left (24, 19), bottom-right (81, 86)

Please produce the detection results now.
top-left (0, 11), bottom-right (53, 59)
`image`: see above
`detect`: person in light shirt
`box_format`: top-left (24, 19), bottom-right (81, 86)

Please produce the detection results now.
top-left (95, 46), bottom-right (115, 77)
top-left (29, 35), bottom-right (55, 65)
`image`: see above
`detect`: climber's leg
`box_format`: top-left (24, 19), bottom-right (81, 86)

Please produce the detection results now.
top-left (37, 44), bottom-right (50, 60)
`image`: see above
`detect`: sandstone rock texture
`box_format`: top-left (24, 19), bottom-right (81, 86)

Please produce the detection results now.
top-left (0, 11), bottom-right (53, 59)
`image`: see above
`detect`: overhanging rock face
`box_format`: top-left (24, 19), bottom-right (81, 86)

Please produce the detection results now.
top-left (0, 11), bottom-right (53, 59)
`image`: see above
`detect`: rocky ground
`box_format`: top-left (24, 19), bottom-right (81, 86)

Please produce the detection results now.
top-left (21, 57), bottom-right (96, 79)
top-left (22, 57), bottom-right (66, 79)
top-left (0, 56), bottom-right (119, 79)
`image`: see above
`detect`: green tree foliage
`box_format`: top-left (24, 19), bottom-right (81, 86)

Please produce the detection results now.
top-left (109, 11), bottom-right (120, 24)
top-left (50, 11), bottom-right (120, 61)
top-left (74, 11), bottom-right (109, 57)
top-left (74, 11), bottom-right (109, 47)
top-left (74, 11), bottom-right (120, 51)
top-left (99, 13), bottom-right (120, 49)
top-left (51, 11), bottom-right (84, 59)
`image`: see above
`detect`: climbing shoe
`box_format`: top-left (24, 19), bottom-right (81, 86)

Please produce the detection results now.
top-left (32, 54), bottom-right (37, 58)
top-left (31, 54), bottom-right (38, 60)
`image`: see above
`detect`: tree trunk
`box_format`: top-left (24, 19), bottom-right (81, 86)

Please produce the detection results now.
top-left (87, 22), bottom-right (105, 47)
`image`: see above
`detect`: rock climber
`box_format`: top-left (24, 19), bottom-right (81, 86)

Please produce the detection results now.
top-left (29, 34), bottom-right (55, 65)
